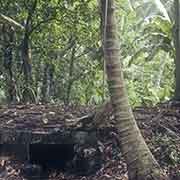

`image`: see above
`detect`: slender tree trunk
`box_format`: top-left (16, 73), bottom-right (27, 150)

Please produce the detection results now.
top-left (174, 0), bottom-right (180, 100)
top-left (20, 0), bottom-right (37, 103)
top-left (41, 63), bottom-right (54, 103)
top-left (100, 0), bottom-right (168, 179)
top-left (65, 46), bottom-right (76, 105)
top-left (21, 35), bottom-right (34, 103)
top-left (41, 63), bottom-right (48, 102)
top-left (21, 33), bottom-right (32, 84)
top-left (2, 25), bottom-right (17, 103)
top-left (21, 0), bottom-right (36, 85)
top-left (100, 1), bottom-right (106, 102)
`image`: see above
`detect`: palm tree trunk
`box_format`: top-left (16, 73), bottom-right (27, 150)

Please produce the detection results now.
top-left (100, 0), bottom-right (168, 179)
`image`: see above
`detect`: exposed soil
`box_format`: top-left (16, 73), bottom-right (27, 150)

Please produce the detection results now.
top-left (0, 102), bottom-right (180, 180)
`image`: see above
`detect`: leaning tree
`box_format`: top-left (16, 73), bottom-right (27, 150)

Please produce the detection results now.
top-left (100, 0), bottom-right (169, 179)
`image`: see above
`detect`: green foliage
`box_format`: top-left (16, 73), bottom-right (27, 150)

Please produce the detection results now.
top-left (121, 0), bottom-right (175, 106)
top-left (0, 0), bottom-right (177, 106)
top-left (124, 51), bottom-right (174, 106)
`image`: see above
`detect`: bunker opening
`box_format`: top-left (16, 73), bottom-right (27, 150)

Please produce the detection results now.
top-left (0, 144), bottom-right (75, 170)
top-left (29, 144), bottom-right (75, 170)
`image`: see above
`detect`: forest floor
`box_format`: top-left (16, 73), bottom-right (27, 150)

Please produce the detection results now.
top-left (0, 102), bottom-right (180, 180)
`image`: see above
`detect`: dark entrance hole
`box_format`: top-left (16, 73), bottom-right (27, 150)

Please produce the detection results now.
top-left (29, 144), bottom-right (75, 170)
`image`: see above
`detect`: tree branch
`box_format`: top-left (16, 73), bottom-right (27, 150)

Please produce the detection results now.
top-left (0, 14), bottom-right (25, 30)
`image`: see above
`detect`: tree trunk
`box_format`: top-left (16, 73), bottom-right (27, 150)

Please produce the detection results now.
top-left (100, 0), bottom-right (168, 179)
top-left (41, 63), bottom-right (48, 102)
top-left (65, 46), bottom-right (76, 105)
top-left (21, 33), bottom-right (32, 84)
top-left (174, 0), bottom-right (180, 100)
top-left (21, 0), bottom-right (37, 103)
top-left (2, 25), bottom-right (17, 104)
top-left (41, 63), bottom-right (54, 103)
